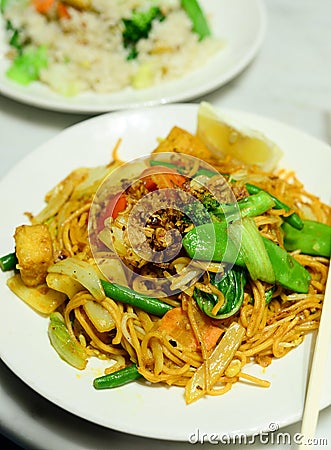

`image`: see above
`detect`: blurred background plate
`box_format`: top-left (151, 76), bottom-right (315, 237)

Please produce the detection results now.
top-left (0, 0), bottom-right (266, 113)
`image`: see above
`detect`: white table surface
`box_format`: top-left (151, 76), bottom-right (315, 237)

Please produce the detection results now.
top-left (1, 1), bottom-right (330, 449)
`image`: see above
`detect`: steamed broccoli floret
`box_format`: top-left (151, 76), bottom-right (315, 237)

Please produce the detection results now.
top-left (122, 6), bottom-right (165, 60)
top-left (201, 193), bottom-right (221, 212)
top-left (6, 19), bottom-right (24, 52)
top-left (183, 194), bottom-right (236, 226)
top-left (3, 0), bottom-right (24, 53)
top-left (183, 199), bottom-right (212, 226)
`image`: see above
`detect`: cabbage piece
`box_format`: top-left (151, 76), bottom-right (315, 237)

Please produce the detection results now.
top-left (48, 312), bottom-right (87, 370)
top-left (48, 257), bottom-right (105, 301)
top-left (33, 169), bottom-right (86, 224)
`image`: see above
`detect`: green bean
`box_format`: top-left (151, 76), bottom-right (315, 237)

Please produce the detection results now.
top-left (149, 160), bottom-right (184, 172)
top-left (149, 160), bottom-right (218, 179)
top-left (100, 279), bottom-right (173, 317)
top-left (245, 183), bottom-right (303, 230)
top-left (0, 252), bottom-right (17, 272)
top-left (93, 364), bottom-right (142, 390)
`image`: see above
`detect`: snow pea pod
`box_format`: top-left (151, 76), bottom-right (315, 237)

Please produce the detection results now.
top-left (182, 222), bottom-right (311, 293)
top-left (182, 221), bottom-right (245, 266)
top-left (262, 237), bottom-right (310, 293)
top-left (282, 220), bottom-right (331, 257)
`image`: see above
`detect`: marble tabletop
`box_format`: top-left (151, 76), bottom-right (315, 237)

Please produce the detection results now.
top-left (1, 0), bottom-right (330, 449)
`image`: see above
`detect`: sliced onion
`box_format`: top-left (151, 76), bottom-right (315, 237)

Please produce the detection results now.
top-left (83, 301), bottom-right (115, 332)
top-left (7, 274), bottom-right (67, 315)
top-left (190, 175), bottom-right (211, 189)
top-left (170, 267), bottom-right (204, 291)
top-left (46, 272), bottom-right (83, 299)
top-left (48, 257), bottom-right (105, 301)
top-left (96, 256), bottom-right (128, 286)
top-left (97, 228), bottom-right (114, 251)
top-left (109, 227), bottom-right (127, 256)
top-left (33, 170), bottom-right (85, 224)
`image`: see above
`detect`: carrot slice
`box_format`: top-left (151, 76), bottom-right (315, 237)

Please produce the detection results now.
top-left (57, 2), bottom-right (70, 18)
top-left (158, 306), bottom-right (223, 352)
top-left (32, 0), bottom-right (55, 13)
top-left (112, 194), bottom-right (127, 219)
top-left (141, 166), bottom-right (186, 191)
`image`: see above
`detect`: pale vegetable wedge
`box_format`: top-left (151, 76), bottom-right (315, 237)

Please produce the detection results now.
top-left (185, 321), bottom-right (245, 404)
top-left (46, 272), bottom-right (83, 299)
top-left (7, 274), bottom-right (66, 315)
top-left (48, 257), bottom-right (105, 301)
top-left (197, 102), bottom-right (283, 171)
top-left (48, 312), bottom-right (87, 370)
top-left (83, 301), bottom-right (115, 333)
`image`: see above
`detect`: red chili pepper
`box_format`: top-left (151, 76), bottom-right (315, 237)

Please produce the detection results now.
top-left (112, 194), bottom-right (127, 219)
top-left (144, 178), bottom-right (157, 191)
top-left (97, 193), bottom-right (127, 231)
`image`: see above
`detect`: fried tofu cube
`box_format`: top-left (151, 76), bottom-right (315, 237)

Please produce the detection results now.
top-left (14, 224), bottom-right (54, 287)
top-left (152, 126), bottom-right (214, 160)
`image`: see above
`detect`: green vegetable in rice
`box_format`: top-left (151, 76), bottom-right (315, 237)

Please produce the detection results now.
top-left (122, 6), bottom-right (165, 60)
top-left (6, 45), bottom-right (48, 85)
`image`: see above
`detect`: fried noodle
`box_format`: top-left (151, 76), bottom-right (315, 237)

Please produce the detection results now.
top-left (8, 125), bottom-right (330, 404)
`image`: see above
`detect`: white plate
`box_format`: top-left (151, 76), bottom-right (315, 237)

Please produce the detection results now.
top-left (0, 0), bottom-right (266, 113)
top-left (0, 104), bottom-right (330, 442)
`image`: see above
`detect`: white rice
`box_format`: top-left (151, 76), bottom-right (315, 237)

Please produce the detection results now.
top-left (4, 0), bottom-right (221, 95)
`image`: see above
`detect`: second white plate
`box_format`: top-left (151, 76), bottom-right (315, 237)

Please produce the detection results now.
top-left (0, 0), bottom-right (266, 113)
